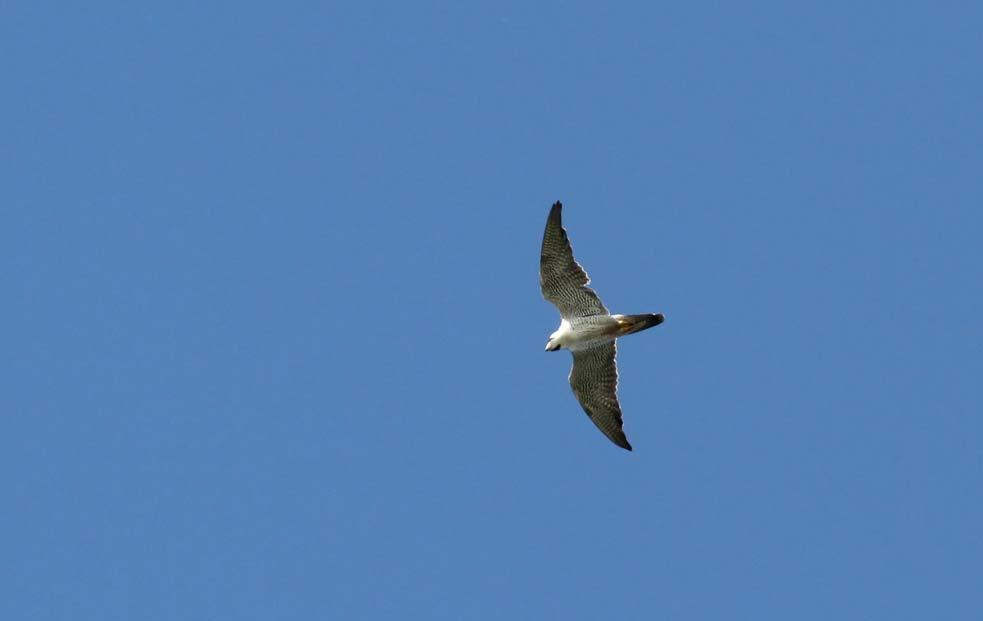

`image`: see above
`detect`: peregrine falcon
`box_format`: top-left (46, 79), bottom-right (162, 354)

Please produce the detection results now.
top-left (541, 201), bottom-right (665, 451)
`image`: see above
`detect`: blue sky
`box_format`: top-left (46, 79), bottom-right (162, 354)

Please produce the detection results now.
top-left (3, 2), bottom-right (982, 619)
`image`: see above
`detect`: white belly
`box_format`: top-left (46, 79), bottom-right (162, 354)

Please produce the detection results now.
top-left (550, 316), bottom-right (619, 351)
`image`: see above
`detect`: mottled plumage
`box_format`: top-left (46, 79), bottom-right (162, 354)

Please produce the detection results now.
top-left (540, 202), bottom-right (608, 318)
top-left (569, 342), bottom-right (630, 450)
top-left (540, 201), bottom-right (665, 451)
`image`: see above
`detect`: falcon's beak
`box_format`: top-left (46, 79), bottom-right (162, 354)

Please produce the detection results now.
top-left (545, 341), bottom-right (561, 352)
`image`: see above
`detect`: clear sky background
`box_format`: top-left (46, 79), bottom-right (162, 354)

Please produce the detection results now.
top-left (3, 2), bottom-right (982, 619)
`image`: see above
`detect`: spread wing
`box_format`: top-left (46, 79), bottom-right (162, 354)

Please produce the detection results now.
top-left (569, 342), bottom-right (632, 451)
top-left (540, 201), bottom-right (608, 318)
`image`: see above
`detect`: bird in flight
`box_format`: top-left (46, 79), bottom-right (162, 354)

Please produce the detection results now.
top-left (541, 201), bottom-right (665, 451)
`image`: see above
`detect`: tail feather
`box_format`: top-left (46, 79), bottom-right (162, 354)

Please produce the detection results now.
top-left (620, 313), bottom-right (665, 335)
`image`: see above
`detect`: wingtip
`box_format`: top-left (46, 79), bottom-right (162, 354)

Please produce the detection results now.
top-left (614, 436), bottom-right (633, 451)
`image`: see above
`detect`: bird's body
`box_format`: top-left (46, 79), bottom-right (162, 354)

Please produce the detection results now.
top-left (547, 313), bottom-right (665, 352)
top-left (540, 201), bottom-right (665, 451)
top-left (546, 316), bottom-right (617, 351)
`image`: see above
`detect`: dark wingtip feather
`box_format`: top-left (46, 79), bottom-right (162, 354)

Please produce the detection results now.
top-left (613, 434), bottom-right (633, 451)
